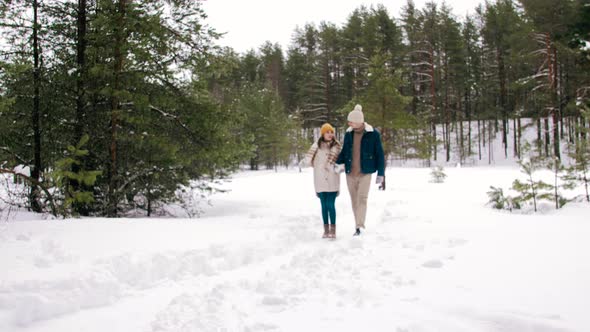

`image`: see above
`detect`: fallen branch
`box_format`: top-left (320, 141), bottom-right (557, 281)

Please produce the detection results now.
top-left (0, 168), bottom-right (57, 217)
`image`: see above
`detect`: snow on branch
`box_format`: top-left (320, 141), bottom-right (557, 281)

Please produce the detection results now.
top-left (0, 168), bottom-right (57, 217)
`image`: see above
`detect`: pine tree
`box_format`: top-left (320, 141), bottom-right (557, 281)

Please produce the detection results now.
top-left (362, 53), bottom-right (411, 159)
top-left (481, 0), bottom-right (530, 160)
top-left (240, 85), bottom-right (291, 170)
top-left (563, 108), bottom-right (590, 202)
top-left (511, 143), bottom-right (553, 212)
top-left (518, 0), bottom-right (577, 160)
top-left (51, 135), bottom-right (101, 217)
top-left (341, 8), bottom-right (370, 100)
top-left (0, 0), bottom-right (48, 212)
top-left (461, 15), bottom-right (482, 159)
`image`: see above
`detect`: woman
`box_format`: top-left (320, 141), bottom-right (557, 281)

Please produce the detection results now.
top-left (300, 123), bottom-right (342, 239)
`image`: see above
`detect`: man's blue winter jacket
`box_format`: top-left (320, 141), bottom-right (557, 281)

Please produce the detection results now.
top-left (336, 124), bottom-right (385, 176)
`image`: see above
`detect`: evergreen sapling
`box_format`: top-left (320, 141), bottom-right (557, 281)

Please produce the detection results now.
top-left (430, 165), bottom-right (447, 183)
top-left (511, 143), bottom-right (553, 212)
top-left (51, 135), bottom-right (101, 217)
top-left (487, 186), bottom-right (521, 211)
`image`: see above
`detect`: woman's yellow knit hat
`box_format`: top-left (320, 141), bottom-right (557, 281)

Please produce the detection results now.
top-left (320, 123), bottom-right (335, 136)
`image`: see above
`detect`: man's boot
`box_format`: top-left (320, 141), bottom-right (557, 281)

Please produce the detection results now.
top-left (322, 224), bottom-right (330, 238)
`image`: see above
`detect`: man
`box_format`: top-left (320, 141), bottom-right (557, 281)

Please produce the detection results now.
top-left (336, 104), bottom-right (385, 236)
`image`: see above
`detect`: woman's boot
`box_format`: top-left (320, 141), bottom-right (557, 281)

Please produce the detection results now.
top-left (322, 224), bottom-right (329, 238)
top-left (329, 224), bottom-right (336, 239)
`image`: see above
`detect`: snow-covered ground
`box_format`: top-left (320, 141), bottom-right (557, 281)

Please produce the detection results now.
top-left (1, 166), bottom-right (589, 332)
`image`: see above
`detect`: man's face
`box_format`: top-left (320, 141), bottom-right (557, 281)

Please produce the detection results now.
top-left (348, 121), bottom-right (364, 129)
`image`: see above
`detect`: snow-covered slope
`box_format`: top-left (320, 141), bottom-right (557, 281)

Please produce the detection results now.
top-left (1, 167), bottom-right (589, 332)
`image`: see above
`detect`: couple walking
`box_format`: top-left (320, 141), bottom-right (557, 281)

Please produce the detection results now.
top-left (300, 104), bottom-right (385, 239)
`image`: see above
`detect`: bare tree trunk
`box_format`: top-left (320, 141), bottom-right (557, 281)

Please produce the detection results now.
top-left (568, 116), bottom-right (574, 144)
top-left (30, 0), bottom-right (42, 213)
top-left (517, 117), bottom-right (522, 159)
top-left (544, 117), bottom-right (550, 157)
top-left (546, 33), bottom-right (560, 159)
top-left (108, 0), bottom-right (127, 217)
top-left (482, 119), bottom-right (486, 148)
top-left (443, 59), bottom-right (450, 163)
top-left (432, 122), bottom-right (437, 161)
top-left (324, 58), bottom-right (331, 123)
top-left (465, 88), bottom-right (472, 157)
top-left (488, 119), bottom-right (493, 165)
top-left (582, 115), bottom-right (587, 140)
top-left (75, 0), bottom-right (87, 141)
top-left (72, 0), bottom-right (89, 216)
top-left (497, 48), bottom-right (508, 159)
top-left (430, 44), bottom-right (437, 162)
top-left (459, 118), bottom-right (464, 164)
top-left (442, 121), bottom-right (450, 161)
top-left (513, 117), bottom-right (517, 158)
top-left (537, 117), bottom-right (542, 153)
top-left (553, 111), bottom-right (560, 159)
top-left (477, 119), bottom-right (482, 161)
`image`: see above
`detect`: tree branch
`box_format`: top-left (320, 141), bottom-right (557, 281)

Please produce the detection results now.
top-left (0, 168), bottom-right (57, 217)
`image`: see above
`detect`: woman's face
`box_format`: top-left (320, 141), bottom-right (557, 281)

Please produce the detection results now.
top-left (323, 131), bottom-right (334, 141)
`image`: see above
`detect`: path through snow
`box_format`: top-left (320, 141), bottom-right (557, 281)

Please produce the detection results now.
top-left (1, 167), bottom-right (589, 332)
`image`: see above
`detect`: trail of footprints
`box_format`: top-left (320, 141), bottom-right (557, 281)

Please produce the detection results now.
top-left (149, 199), bottom-right (471, 331)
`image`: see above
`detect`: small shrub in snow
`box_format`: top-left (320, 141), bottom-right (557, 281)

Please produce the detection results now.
top-left (173, 180), bottom-right (228, 218)
top-left (487, 186), bottom-right (521, 211)
top-left (508, 143), bottom-right (557, 212)
top-left (50, 135), bottom-right (102, 217)
top-left (430, 166), bottom-right (446, 183)
top-left (546, 157), bottom-right (569, 209)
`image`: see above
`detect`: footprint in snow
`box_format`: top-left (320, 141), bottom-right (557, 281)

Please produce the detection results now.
top-left (16, 233), bottom-right (31, 241)
top-left (422, 259), bottom-right (444, 268)
top-left (401, 297), bottom-right (420, 302)
top-left (245, 323), bottom-right (279, 331)
top-left (447, 238), bottom-right (468, 248)
top-left (261, 296), bottom-right (287, 306)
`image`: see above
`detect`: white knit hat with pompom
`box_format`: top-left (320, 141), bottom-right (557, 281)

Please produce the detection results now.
top-left (347, 104), bottom-right (364, 123)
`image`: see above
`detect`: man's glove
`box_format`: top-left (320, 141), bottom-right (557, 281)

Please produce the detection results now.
top-left (376, 175), bottom-right (385, 190)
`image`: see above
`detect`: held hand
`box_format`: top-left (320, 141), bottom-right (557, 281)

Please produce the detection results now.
top-left (333, 164), bottom-right (344, 174)
top-left (376, 176), bottom-right (385, 190)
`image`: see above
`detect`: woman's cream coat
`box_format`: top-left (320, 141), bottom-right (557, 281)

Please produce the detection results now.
top-left (301, 140), bottom-right (342, 193)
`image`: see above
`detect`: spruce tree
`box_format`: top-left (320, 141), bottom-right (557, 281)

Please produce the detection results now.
top-left (51, 135), bottom-right (101, 217)
top-left (563, 108), bottom-right (590, 202)
top-left (511, 143), bottom-right (553, 212)
top-left (362, 53), bottom-right (411, 159)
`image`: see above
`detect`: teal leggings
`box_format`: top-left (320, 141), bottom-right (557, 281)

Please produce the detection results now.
top-left (317, 192), bottom-right (337, 225)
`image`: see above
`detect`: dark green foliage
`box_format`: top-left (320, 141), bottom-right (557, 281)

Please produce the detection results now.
top-left (487, 186), bottom-right (521, 211)
top-left (238, 85), bottom-right (292, 170)
top-left (429, 165), bottom-right (447, 183)
top-left (0, 0), bottom-right (246, 217)
top-left (51, 135), bottom-right (102, 217)
top-left (511, 143), bottom-right (554, 212)
top-left (563, 108), bottom-right (590, 202)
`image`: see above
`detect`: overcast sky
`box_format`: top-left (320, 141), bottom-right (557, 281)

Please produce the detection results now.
top-left (201, 0), bottom-right (484, 53)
